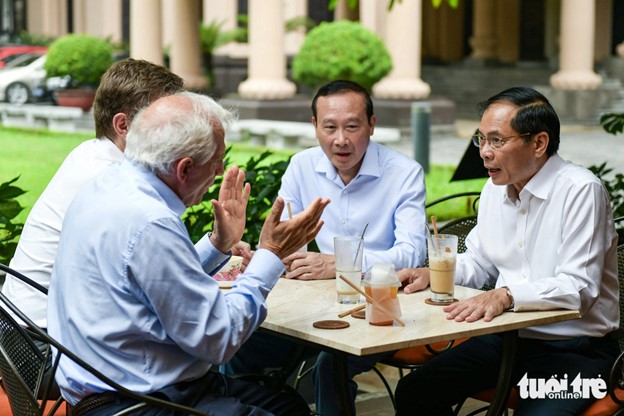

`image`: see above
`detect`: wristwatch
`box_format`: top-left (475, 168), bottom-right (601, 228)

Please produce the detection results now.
top-left (503, 286), bottom-right (515, 310)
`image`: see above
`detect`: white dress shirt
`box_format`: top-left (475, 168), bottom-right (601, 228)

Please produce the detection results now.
top-left (3, 138), bottom-right (123, 327)
top-left (458, 154), bottom-right (619, 339)
top-left (278, 140), bottom-right (427, 271)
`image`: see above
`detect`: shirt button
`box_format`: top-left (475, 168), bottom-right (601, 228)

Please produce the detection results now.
top-left (342, 219), bottom-right (347, 224)
top-left (518, 242), bottom-right (523, 248)
top-left (519, 209), bottom-right (526, 215)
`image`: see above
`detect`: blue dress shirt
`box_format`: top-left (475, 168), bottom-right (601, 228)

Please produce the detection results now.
top-left (279, 141), bottom-right (427, 270)
top-left (47, 159), bottom-right (285, 405)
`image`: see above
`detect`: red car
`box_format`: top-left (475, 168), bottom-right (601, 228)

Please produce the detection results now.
top-left (0, 45), bottom-right (48, 69)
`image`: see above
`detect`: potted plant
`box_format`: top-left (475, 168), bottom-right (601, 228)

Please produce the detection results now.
top-left (44, 34), bottom-right (113, 111)
top-left (291, 20), bottom-right (392, 92)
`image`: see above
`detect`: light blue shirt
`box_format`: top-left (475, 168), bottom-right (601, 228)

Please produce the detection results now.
top-left (279, 141), bottom-right (427, 270)
top-left (47, 159), bottom-right (285, 405)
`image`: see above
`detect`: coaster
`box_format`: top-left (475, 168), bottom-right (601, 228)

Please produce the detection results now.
top-left (351, 310), bottom-right (366, 319)
top-left (425, 298), bottom-right (458, 306)
top-left (313, 320), bottom-right (350, 330)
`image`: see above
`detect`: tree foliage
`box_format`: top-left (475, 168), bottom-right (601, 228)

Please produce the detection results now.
top-left (0, 177), bottom-right (25, 265)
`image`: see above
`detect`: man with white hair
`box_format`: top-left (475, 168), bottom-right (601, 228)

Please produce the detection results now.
top-left (48, 91), bottom-right (329, 415)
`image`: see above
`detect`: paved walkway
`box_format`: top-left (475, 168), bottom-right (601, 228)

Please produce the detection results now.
top-left (389, 119), bottom-right (624, 177)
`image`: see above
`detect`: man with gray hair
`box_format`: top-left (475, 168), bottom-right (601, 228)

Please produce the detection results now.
top-left (48, 91), bottom-right (329, 415)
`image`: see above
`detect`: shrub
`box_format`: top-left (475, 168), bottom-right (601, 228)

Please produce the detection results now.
top-left (183, 148), bottom-right (291, 248)
top-left (292, 20), bottom-right (392, 91)
top-left (0, 177), bottom-right (25, 265)
top-left (44, 34), bottom-right (113, 88)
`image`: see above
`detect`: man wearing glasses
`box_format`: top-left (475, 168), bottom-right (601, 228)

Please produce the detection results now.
top-left (396, 87), bottom-right (619, 415)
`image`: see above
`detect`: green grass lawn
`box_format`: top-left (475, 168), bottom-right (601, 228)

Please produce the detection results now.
top-left (1, 126), bottom-right (485, 223)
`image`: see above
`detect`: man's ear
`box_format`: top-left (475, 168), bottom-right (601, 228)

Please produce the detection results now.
top-left (175, 157), bottom-right (194, 182)
top-left (312, 116), bottom-right (317, 128)
top-left (112, 113), bottom-right (129, 138)
top-left (533, 132), bottom-right (549, 158)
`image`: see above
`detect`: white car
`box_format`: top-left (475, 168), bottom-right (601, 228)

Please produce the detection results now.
top-left (0, 54), bottom-right (46, 105)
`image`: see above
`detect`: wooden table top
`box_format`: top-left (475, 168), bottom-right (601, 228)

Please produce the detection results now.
top-left (260, 278), bottom-right (582, 356)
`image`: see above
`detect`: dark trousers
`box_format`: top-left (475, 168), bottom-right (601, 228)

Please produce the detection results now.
top-left (395, 333), bottom-right (619, 416)
top-left (84, 370), bottom-right (311, 416)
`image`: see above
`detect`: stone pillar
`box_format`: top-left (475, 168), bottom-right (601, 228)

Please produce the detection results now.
top-left (550, 0), bottom-right (602, 89)
top-left (334, 0), bottom-right (359, 21)
top-left (72, 0), bottom-right (86, 33)
top-left (372, 0), bottom-right (430, 99)
top-left (283, 0), bottom-right (307, 55)
top-left (130, 0), bottom-right (164, 65)
top-left (496, 0), bottom-right (519, 63)
top-left (168, 0), bottom-right (207, 89)
top-left (203, 0), bottom-right (237, 31)
top-left (469, 0), bottom-right (497, 59)
top-left (359, 0), bottom-right (385, 36)
top-left (238, 0), bottom-right (296, 99)
top-left (41, 0), bottom-right (67, 37)
top-left (99, 0), bottom-right (123, 42)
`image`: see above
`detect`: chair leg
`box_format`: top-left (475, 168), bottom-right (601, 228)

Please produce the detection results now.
top-left (293, 359), bottom-right (315, 391)
top-left (371, 366), bottom-right (396, 410)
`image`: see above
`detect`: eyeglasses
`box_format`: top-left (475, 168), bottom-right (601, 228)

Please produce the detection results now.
top-left (471, 132), bottom-right (532, 150)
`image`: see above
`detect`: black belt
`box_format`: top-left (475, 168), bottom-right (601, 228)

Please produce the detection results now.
top-left (69, 391), bottom-right (119, 416)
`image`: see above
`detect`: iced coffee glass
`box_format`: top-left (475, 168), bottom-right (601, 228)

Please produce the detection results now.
top-left (334, 236), bottom-right (364, 304)
top-left (428, 234), bottom-right (458, 304)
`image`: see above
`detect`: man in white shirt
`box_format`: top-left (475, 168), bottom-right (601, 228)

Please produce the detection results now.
top-left (3, 59), bottom-right (184, 328)
top-left (396, 87), bottom-right (619, 415)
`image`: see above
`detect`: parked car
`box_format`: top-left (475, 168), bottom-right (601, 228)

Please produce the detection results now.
top-left (0, 45), bottom-right (47, 69)
top-left (0, 54), bottom-right (47, 104)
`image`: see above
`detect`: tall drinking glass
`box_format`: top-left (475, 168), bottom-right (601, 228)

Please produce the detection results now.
top-left (428, 234), bottom-right (458, 304)
top-left (334, 236), bottom-right (364, 304)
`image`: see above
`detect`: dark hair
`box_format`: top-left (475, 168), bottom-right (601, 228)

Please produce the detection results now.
top-left (311, 80), bottom-right (374, 122)
top-left (93, 58), bottom-right (184, 139)
top-left (477, 87), bottom-right (560, 156)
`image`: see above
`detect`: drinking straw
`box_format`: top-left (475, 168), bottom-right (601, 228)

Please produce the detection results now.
top-left (287, 202), bottom-right (293, 220)
top-left (425, 221), bottom-right (436, 256)
top-left (431, 216), bottom-right (441, 253)
top-left (337, 303), bottom-right (366, 318)
top-left (353, 223), bottom-right (369, 269)
top-left (338, 274), bottom-right (406, 326)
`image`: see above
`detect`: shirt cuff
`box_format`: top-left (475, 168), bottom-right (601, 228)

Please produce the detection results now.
top-left (195, 233), bottom-right (230, 275)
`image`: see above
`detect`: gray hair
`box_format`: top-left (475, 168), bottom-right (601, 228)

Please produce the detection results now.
top-left (124, 91), bottom-right (237, 175)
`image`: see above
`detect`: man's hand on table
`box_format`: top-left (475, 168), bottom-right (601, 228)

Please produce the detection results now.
top-left (398, 268), bottom-right (430, 293)
top-left (282, 252), bottom-right (335, 280)
top-left (259, 197), bottom-right (330, 259)
top-left (443, 288), bottom-right (511, 323)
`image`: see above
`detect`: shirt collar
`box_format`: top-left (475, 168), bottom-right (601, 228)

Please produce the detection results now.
top-left (314, 141), bottom-right (381, 182)
top-left (124, 159), bottom-right (187, 216)
top-left (504, 153), bottom-right (564, 202)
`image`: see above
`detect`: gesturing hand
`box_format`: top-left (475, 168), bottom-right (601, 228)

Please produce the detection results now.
top-left (210, 166), bottom-right (251, 253)
top-left (259, 197), bottom-right (330, 259)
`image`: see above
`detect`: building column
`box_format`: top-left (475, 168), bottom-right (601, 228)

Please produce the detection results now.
top-left (334, 0), bottom-right (359, 21)
top-left (203, 0), bottom-right (237, 31)
top-left (130, 0), bottom-right (164, 65)
top-left (372, 0), bottom-right (430, 99)
top-left (167, 0), bottom-right (207, 89)
top-left (550, 0), bottom-right (601, 89)
top-left (283, 0), bottom-right (307, 55)
top-left (238, 0), bottom-right (296, 99)
top-left (496, 0), bottom-right (519, 63)
top-left (40, 0), bottom-right (67, 37)
top-left (359, 0), bottom-right (385, 36)
top-left (469, 0), bottom-right (497, 59)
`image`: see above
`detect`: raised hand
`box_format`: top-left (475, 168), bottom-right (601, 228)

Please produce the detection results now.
top-left (210, 166), bottom-right (251, 253)
top-left (259, 197), bottom-right (330, 259)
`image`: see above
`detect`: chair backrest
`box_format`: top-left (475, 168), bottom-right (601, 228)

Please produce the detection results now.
top-left (0, 263), bottom-right (210, 416)
top-left (437, 216), bottom-right (478, 255)
top-left (0, 298), bottom-right (59, 415)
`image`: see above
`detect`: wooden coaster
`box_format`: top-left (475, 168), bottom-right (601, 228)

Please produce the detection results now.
top-left (313, 320), bottom-right (350, 330)
top-left (425, 298), bottom-right (458, 305)
top-left (351, 310), bottom-right (366, 319)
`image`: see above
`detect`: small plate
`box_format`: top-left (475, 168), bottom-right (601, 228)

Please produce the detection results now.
top-left (218, 280), bottom-right (235, 289)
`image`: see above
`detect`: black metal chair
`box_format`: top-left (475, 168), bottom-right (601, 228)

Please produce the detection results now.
top-left (0, 262), bottom-right (210, 416)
